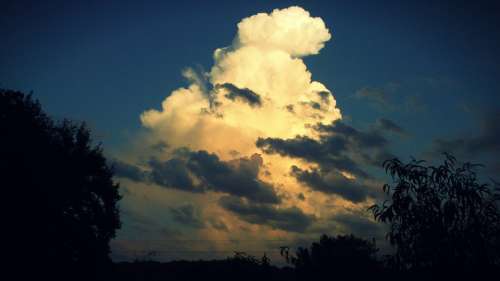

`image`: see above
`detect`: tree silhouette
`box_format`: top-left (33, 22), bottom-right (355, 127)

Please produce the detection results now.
top-left (1, 89), bottom-right (121, 280)
top-left (369, 153), bottom-right (500, 276)
top-left (282, 234), bottom-right (380, 280)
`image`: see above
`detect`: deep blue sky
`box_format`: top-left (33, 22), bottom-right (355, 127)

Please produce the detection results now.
top-left (3, 0), bottom-right (500, 263)
top-left (2, 0), bottom-right (499, 161)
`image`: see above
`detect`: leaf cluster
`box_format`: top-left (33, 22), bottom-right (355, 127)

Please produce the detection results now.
top-left (369, 153), bottom-right (500, 269)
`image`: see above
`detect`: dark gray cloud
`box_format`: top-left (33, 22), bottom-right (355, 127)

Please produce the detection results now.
top-left (256, 134), bottom-right (367, 176)
top-left (115, 149), bottom-right (280, 204)
top-left (257, 135), bottom-right (333, 158)
top-left (354, 83), bottom-right (427, 115)
top-left (314, 121), bottom-right (388, 149)
top-left (257, 120), bottom-right (396, 178)
top-left (301, 101), bottom-right (321, 110)
top-left (297, 193), bottom-right (306, 201)
top-left (218, 195), bottom-right (314, 232)
top-left (317, 91), bottom-right (331, 104)
top-left (169, 204), bottom-right (205, 228)
top-left (432, 112), bottom-right (500, 156)
top-left (290, 166), bottom-right (376, 203)
top-left (149, 157), bottom-right (199, 192)
top-left (184, 151), bottom-right (279, 203)
top-left (354, 86), bottom-right (393, 110)
top-left (216, 83), bottom-right (262, 107)
top-left (256, 120), bottom-right (401, 202)
top-left (431, 112), bottom-right (500, 174)
top-left (375, 118), bottom-right (406, 135)
top-left (113, 160), bottom-right (148, 182)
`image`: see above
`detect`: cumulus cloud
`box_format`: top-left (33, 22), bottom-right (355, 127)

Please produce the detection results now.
top-left (140, 6), bottom-right (340, 159)
top-left (235, 6), bottom-right (331, 57)
top-left (108, 7), bottom-right (420, 263)
top-left (116, 7), bottom-right (399, 260)
top-left (130, 6), bottom-right (348, 234)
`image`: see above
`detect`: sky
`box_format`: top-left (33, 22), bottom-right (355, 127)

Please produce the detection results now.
top-left (2, 0), bottom-right (499, 263)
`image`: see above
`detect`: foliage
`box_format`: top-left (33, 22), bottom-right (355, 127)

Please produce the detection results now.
top-left (369, 153), bottom-right (500, 271)
top-left (281, 234), bottom-right (380, 280)
top-left (227, 252), bottom-right (272, 270)
top-left (228, 251), bottom-right (261, 265)
top-left (1, 89), bottom-right (121, 280)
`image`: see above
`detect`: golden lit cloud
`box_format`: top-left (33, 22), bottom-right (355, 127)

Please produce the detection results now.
top-left (119, 7), bottom-right (380, 255)
top-left (141, 6), bottom-right (340, 158)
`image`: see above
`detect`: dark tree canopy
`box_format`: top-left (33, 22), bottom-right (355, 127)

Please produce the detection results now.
top-left (1, 89), bottom-right (121, 280)
top-left (370, 154), bottom-right (500, 273)
top-left (281, 234), bottom-right (380, 280)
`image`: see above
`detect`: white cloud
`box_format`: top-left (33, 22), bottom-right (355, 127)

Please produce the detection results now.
top-left (236, 6), bottom-right (332, 57)
top-left (141, 6), bottom-right (340, 159)
top-left (122, 7), bottom-right (359, 258)
top-left (139, 5), bottom-right (346, 215)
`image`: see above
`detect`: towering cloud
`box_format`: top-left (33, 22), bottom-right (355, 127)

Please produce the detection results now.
top-left (116, 7), bottom-right (389, 261)
top-left (135, 5), bottom-right (359, 224)
top-left (140, 6), bottom-right (341, 159)
top-left (235, 6), bottom-right (331, 57)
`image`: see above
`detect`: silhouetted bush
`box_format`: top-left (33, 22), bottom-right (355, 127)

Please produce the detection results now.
top-left (281, 234), bottom-right (380, 280)
top-left (1, 89), bottom-right (121, 280)
top-left (370, 153), bottom-right (500, 278)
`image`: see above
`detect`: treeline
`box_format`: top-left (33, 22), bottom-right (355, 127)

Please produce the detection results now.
top-left (113, 232), bottom-right (499, 281)
top-left (114, 254), bottom-right (293, 281)
top-left (3, 89), bottom-right (500, 281)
